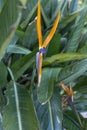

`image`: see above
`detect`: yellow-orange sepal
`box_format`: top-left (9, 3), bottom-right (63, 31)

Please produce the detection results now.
top-left (43, 11), bottom-right (60, 48)
top-left (60, 82), bottom-right (74, 98)
top-left (37, 0), bottom-right (42, 49)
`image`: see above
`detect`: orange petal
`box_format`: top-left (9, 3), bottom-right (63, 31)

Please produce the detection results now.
top-left (60, 82), bottom-right (73, 97)
top-left (38, 53), bottom-right (43, 86)
top-left (43, 11), bottom-right (60, 48)
top-left (37, 0), bottom-right (42, 49)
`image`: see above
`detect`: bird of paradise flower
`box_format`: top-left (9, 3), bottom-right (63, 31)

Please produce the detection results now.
top-left (60, 82), bottom-right (74, 100)
top-left (36, 0), bottom-right (60, 86)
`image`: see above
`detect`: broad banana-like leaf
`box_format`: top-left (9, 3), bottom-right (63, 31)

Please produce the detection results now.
top-left (51, 0), bottom-right (64, 21)
top-left (78, 44), bottom-right (87, 54)
top-left (37, 68), bottom-right (61, 104)
top-left (7, 45), bottom-right (31, 55)
top-left (58, 59), bottom-right (87, 84)
top-left (0, 0), bottom-right (22, 61)
top-left (63, 111), bottom-right (82, 130)
top-left (40, 4), bottom-right (50, 27)
top-left (70, 0), bottom-right (78, 13)
top-left (3, 81), bottom-right (40, 130)
top-left (22, 0), bottom-right (37, 21)
top-left (21, 4), bottom-right (37, 29)
top-left (21, 0), bottom-right (51, 29)
top-left (34, 87), bottom-right (63, 130)
top-left (65, 7), bottom-right (87, 52)
top-left (73, 78), bottom-right (87, 111)
top-left (22, 21), bottom-right (37, 49)
top-left (0, 0), bottom-right (4, 12)
top-left (46, 34), bottom-right (60, 57)
top-left (19, 0), bottom-right (27, 6)
top-left (61, 11), bottom-right (79, 26)
top-left (11, 48), bottom-right (37, 80)
top-left (51, 0), bottom-right (59, 20)
top-left (43, 53), bottom-right (87, 66)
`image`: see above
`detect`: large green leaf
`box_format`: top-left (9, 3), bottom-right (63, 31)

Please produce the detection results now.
top-left (40, 4), bottom-right (50, 27)
top-left (19, 0), bottom-right (27, 6)
top-left (21, 0), bottom-right (52, 29)
top-left (37, 68), bottom-right (61, 104)
top-left (73, 78), bottom-right (87, 112)
top-left (51, 0), bottom-right (59, 20)
top-left (11, 48), bottom-right (37, 80)
top-left (65, 7), bottom-right (87, 52)
top-left (69, 0), bottom-right (78, 13)
top-left (0, 0), bottom-right (22, 61)
top-left (51, 0), bottom-right (65, 21)
top-left (3, 81), bottom-right (40, 130)
top-left (7, 45), bottom-right (31, 55)
top-left (63, 111), bottom-right (82, 130)
top-left (46, 34), bottom-right (60, 57)
top-left (58, 59), bottom-right (87, 84)
top-left (78, 44), bottom-right (87, 54)
top-left (22, 0), bottom-right (37, 21)
top-left (22, 21), bottom-right (37, 49)
top-left (21, 3), bottom-right (37, 29)
top-left (0, 0), bottom-right (4, 12)
top-left (73, 77), bottom-right (87, 90)
top-left (34, 87), bottom-right (63, 130)
top-left (61, 11), bottom-right (79, 27)
top-left (0, 0), bottom-right (18, 45)
top-left (43, 53), bottom-right (87, 66)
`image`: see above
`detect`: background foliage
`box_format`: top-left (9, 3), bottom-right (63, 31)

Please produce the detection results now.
top-left (0, 0), bottom-right (87, 130)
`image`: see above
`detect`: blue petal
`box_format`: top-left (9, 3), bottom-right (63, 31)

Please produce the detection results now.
top-left (39, 48), bottom-right (46, 54)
